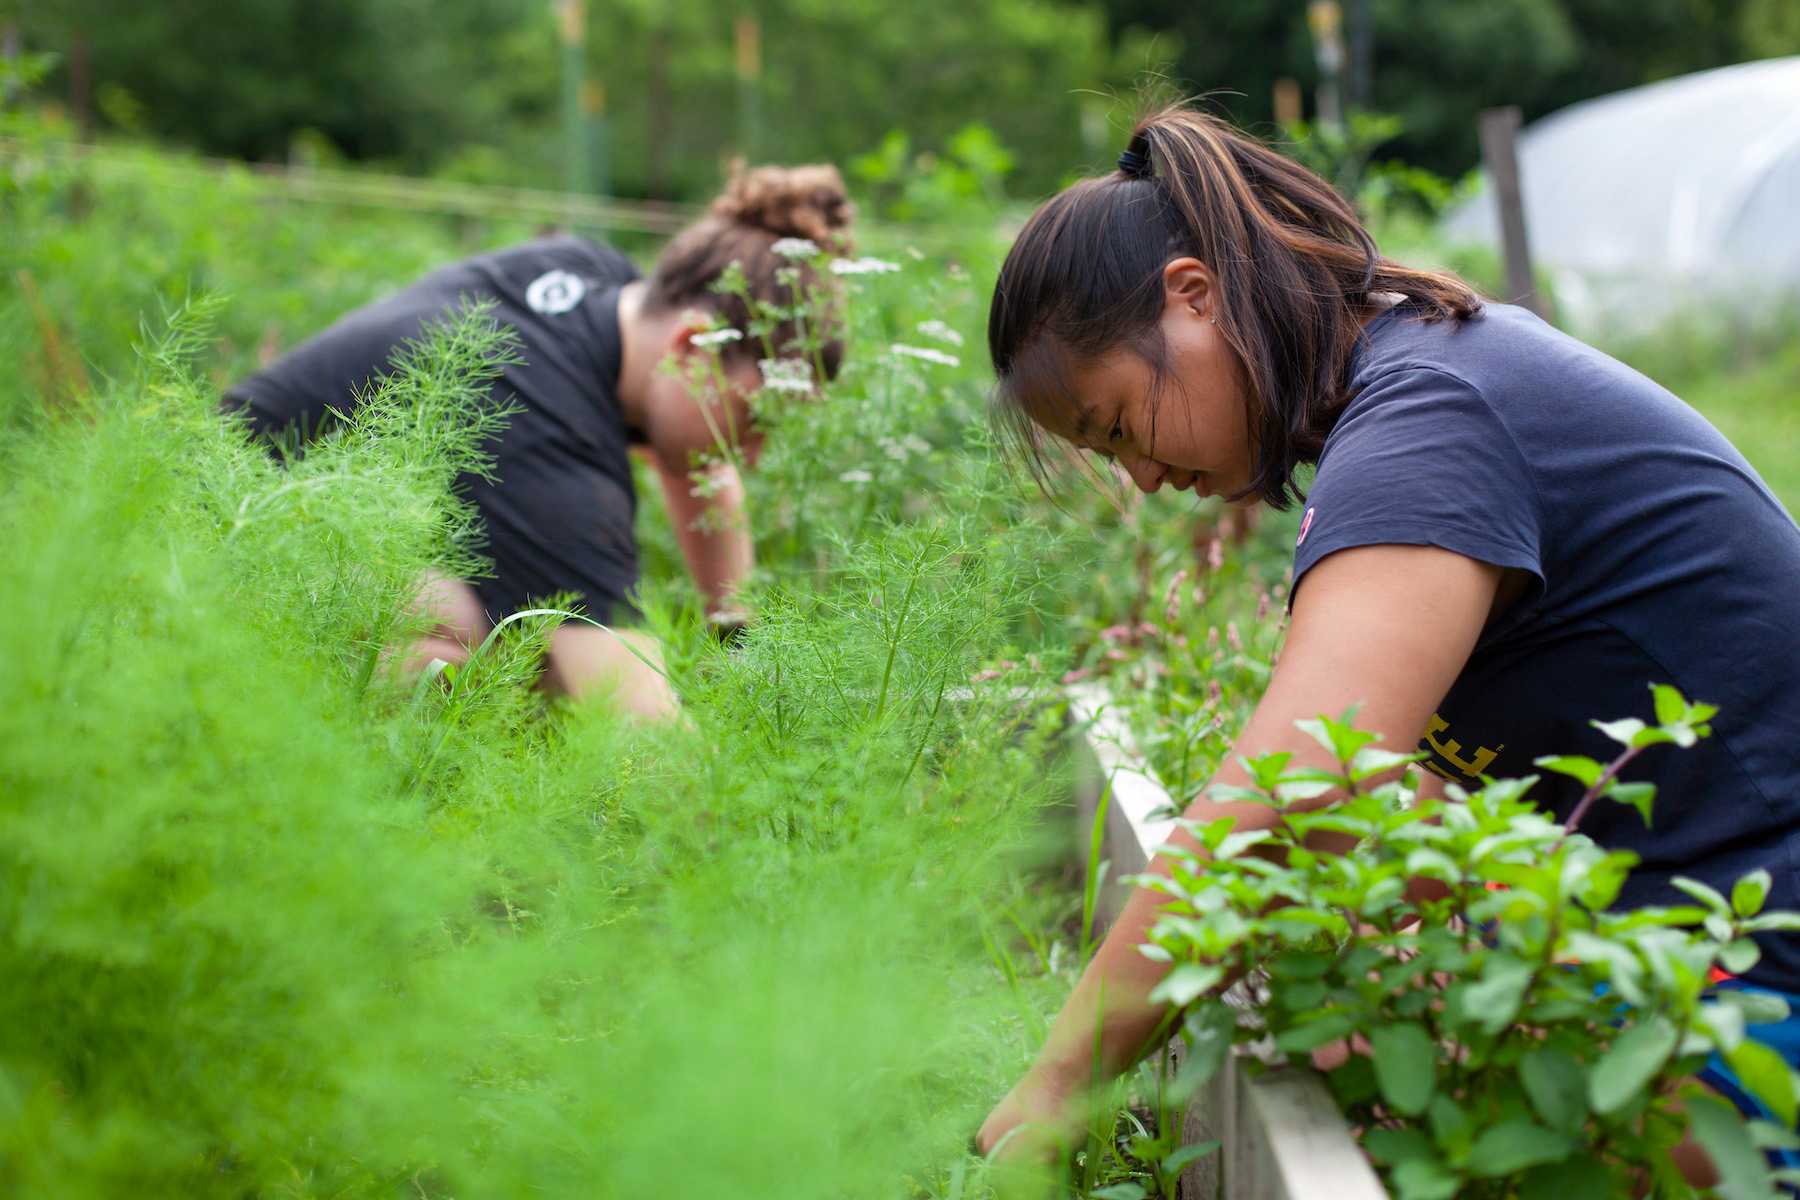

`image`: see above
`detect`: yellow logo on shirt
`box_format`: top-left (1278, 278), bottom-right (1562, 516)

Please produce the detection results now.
top-left (1419, 712), bottom-right (1505, 782)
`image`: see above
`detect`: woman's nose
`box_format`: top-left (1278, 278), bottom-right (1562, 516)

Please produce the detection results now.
top-left (1119, 453), bottom-right (1165, 494)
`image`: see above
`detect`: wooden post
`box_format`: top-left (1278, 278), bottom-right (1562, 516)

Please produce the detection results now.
top-left (646, 24), bottom-right (670, 199)
top-left (1349, 0), bottom-right (1373, 110)
top-left (2, 23), bottom-right (20, 107)
top-left (585, 78), bottom-right (609, 199)
top-left (735, 14), bottom-right (762, 159)
top-left (1306, 1), bottom-right (1345, 131)
top-left (1272, 78), bottom-right (1303, 129)
top-left (555, 0), bottom-right (593, 197)
top-left (69, 30), bottom-right (93, 138)
top-left (1477, 106), bottom-right (1546, 319)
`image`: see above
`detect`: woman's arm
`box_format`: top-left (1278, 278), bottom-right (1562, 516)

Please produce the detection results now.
top-left (978, 543), bottom-right (1505, 1160)
top-left (652, 454), bottom-right (755, 622)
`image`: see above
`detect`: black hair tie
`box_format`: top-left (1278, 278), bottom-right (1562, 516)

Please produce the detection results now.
top-left (1117, 135), bottom-right (1152, 179)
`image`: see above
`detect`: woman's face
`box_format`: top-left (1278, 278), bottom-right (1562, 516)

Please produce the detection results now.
top-left (645, 356), bottom-right (767, 468)
top-left (1046, 259), bottom-right (1255, 502)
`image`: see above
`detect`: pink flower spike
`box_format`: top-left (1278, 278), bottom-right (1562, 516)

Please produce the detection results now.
top-left (1163, 568), bottom-right (1189, 624)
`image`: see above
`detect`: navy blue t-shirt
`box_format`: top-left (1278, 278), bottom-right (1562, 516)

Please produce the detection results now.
top-left (225, 235), bottom-right (645, 622)
top-left (1293, 301), bottom-right (1800, 988)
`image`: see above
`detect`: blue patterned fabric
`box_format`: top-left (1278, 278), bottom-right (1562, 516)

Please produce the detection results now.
top-left (1697, 979), bottom-right (1800, 1176)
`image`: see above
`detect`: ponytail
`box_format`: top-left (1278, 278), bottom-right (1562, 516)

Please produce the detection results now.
top-left (989, 103), bottom-right (1481, 508)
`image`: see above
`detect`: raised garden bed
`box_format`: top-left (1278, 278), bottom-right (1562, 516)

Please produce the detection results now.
top-left (1066, 683), bottom-right (1390, 1200)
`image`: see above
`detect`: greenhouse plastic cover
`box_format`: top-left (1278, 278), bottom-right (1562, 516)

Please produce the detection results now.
top-left (1440, 56), bottom-right (1800, 330)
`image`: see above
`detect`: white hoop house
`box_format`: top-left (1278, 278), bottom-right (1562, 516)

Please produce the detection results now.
top-left (1440, 56), bottom-right (1800, 331)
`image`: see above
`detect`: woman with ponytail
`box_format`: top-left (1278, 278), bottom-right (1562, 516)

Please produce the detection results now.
top-left (225, 163), bottom-right (854, 719)
top-left (980, 105), bottom-right (1800, 1177)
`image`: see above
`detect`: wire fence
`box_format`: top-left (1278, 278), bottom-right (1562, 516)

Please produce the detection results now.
top-left (3, 135), bottom-right (974, 251)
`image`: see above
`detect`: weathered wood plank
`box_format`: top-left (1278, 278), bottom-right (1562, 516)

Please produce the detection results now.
top-left (1232, 1067), bottom-right (1386, 1200)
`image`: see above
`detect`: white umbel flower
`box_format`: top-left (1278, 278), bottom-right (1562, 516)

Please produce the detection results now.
top-left (915, 319), bottom-right (965, 347)
top-left (891, 344), bottom-right (961, 368)
top-left (838, 469), bottom-right (873, 484)
top-left (771, 237), bottom-right (821, 259)
top-left (878, 434), bottom-right (933, 461)
top-left (829, 256), bottom-right (901, 276)
top-left (690, 328), bottom-right (744, 348)
top-left (758, 358), bottom-right (815, 394)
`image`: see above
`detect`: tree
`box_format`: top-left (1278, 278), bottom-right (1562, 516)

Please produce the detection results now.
top-left (1094, 0), bottom-right (1779, 177)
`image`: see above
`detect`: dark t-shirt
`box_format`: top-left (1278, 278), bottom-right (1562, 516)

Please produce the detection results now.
top-left (225, 234), bottom-right (644, 621)
top-left (1293, 301), bottom-right (1800, 987)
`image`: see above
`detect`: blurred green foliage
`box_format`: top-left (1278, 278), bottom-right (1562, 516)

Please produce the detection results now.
top-left (0, 112), bottom-right (1245, 1199)
top-left (1104, 0), bottom-right (1799, 177)
top-left (0, 118), bottom-right (1107, 1198)
top-left (11, 0), bottom-right (1794, 203)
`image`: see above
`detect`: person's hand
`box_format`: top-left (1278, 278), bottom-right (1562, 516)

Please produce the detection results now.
top-left (976, 1061), bottom-right (1086, 1163)
top-left (705, 607), bottom-right (751, 646)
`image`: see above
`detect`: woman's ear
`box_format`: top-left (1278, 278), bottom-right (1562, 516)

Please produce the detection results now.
top-left (1162, 257), bottom-right (1216, 321)
top-left (667, 324), bottom-right (706, 363)
top-left (664, 307), bottom-right (717, 364)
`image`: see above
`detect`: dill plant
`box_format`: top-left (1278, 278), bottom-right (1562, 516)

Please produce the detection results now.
top-left (0, 306), bottom-right (519, 1196)
top-left (0, 284), bottom-right (1090, 1200)
top-left (0, 124), bottom-right (1261, 1200)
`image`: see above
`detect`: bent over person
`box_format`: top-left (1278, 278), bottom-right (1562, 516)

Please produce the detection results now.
top-left (223, 164), bottom-right (853, 718)
top-left (977, 104), bottom-right (1800, 1186)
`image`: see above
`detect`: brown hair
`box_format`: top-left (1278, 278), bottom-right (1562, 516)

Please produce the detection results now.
top-left (647, 160), bottom-right (856, 381)
top-left (988, 104), bottom-right (1481, 508)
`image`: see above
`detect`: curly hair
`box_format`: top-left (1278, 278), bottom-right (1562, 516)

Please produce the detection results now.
top-left (647, 161), bottom-right (856, 381)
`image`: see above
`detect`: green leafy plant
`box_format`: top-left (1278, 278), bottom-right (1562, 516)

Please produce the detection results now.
top-left (1278, 112), bottom-right (1456, 222)
top-left (1137, 686), bottom-right (1800, 1199)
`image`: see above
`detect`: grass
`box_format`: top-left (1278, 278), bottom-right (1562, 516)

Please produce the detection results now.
top-left (1661, 337), bottom-right (1800, 513)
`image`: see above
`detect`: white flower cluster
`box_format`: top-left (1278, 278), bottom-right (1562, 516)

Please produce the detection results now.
top-left (891, 343), bottom-right (961, 368)
top-left (829, 256), bottom-right (901, 276)
top-left (915, 319), bottom-right (964, 347)
top-left (838, 468), bottom-right (874, 485)
top-left (878, 434), bottom-right (932, 462)
top-left (770, 237), bottom-right (821, 259)
top-left (757, 357), bottom-right (815, 394)
top-left (690, 328), bottom-right (744, 349)
top-left (686, 468), bottom-right (730, 499)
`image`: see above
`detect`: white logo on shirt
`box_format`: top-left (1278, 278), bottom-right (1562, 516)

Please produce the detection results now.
top-left (1296, 506), bottom-right (1316, 547)
top-left (526, 269), bottom-right (587, 315)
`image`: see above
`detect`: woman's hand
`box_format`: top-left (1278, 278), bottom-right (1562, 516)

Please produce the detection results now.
top-left (976, 1059), bottom-right (1085, 1163)
top-left (652, 454), bottom-right (755, 617)
top-left (975, 543), bottom-right (1506, 1176)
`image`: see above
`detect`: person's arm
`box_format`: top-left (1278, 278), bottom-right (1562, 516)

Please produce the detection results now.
top-left (652, 453), bottom-right (754, 625)
top-left (977, 543), bottom-right (1503, 1161)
